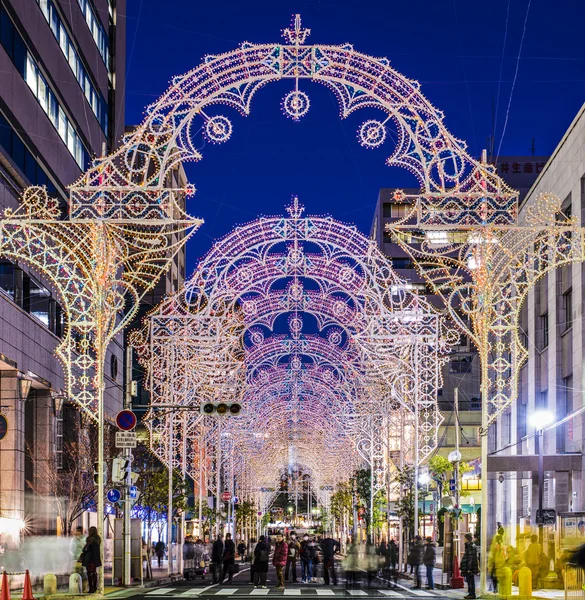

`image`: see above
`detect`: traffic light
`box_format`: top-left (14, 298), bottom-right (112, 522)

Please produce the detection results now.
top-left (200, 402), bottom-right (242, 416)
top-left (112, 457), bottom-right (130, 483)
top-left (93, 462), bottom-right (108, 485)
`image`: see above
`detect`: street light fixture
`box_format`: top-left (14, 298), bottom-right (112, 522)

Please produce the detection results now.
top-left (530, 410), bottom-right (554, 544)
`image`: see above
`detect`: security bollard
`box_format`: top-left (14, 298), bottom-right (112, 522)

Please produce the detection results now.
top-left (43, 574), bottom-right (57, 596)
top-left (518, 566), bottom-right (532, 599)
top-left (499, 567), bottom-right (512, 599)
top-left (69, 573), bottom-right (82, 595)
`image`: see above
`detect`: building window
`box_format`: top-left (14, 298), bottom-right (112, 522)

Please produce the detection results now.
top-left (522, 485), bottom-right (530, 517)
top-left (503, 412), bottom-right (511, 446)
top-left (537, 389), bottom-right (548, 410)
top-left (541, 313), bottom-right (549, 348)
top-left (55, 412), bottom-right (63, 470)
top-left (390, 203), bottom-right (410, 219)
top-left (391, 258), bottom-right (413, 269)
top-left (449, 356), bottom-right (473, 373)
top-left (0, 7), bottom-right (90, 169)
top-left (75, 0), bottom-right (109, 69)
top-left (29, 276), bottom-right (51, 327)
top-left (517, 402), bottom-right (527, 439)
top-left (563, 289), bottom-right (572, 332)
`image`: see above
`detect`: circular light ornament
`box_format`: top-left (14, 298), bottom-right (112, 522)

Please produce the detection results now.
top-left (282, 90), bottom-right (310, 121)
top-left (358, 120), bottom-right (387, 148)
top-left (204, 115), bottom-right (233, 143)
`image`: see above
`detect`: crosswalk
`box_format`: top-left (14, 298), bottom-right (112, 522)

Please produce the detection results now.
top-left (136, 586), bottom-right (440, 598)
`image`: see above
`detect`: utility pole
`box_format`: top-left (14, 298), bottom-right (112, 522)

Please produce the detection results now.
top-left (450, 387), bottom-right (464, 588)
top-left (167, 414), bottom-right (174, 575)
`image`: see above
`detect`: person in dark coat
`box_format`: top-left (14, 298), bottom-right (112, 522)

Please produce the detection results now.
top-left (423, 538), bottom-right (437, 590)
top-left (388, 540), bottom-right (399, 589)
top-left (81, 526), bottom-right (102, 593)
top-left (320, 536), bottom-right (340, 585)
top-left (460, 533), bottom-right (479, 599)
top-left (253, 535), bottom-right (270, 588)
top-left (155, 540), bottom-right (166, 568)
top-left (285, 533), bottom-right (300, 583)
top-left (211, 535), bottom-right (224, 584)
top-left (273, 534), bottom-right (289, 589)
top-left (408, 536), bottom-right (424, 589)
top-left (222, 533), bottom-right (236, 583)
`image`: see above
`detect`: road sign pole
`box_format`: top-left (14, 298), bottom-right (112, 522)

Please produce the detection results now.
top-left (123, 345), bottom-right (133, 586)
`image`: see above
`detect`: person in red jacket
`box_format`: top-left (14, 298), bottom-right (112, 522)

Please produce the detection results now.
top-left (272, 534), bottom-right (289, 589)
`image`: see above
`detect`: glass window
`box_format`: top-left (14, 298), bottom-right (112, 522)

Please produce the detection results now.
top-left (0, 262), bottom-right (15, 299)
top-left (25, 53), bottom-right (38, 94)
top-left (0, 117), bottom-right (11, 151)
top-left (563, 290), bottom-right (572, 331)
top-left (391, 203), bottom-right (409, 219)
top-left (37, 73), bottom-right (48, 111)
top-left (542, 313), bottom-right (549, 348)
top-left (29, 276), bottom-right (51, 326)
top-left (57, 107), bottom-right (67, 140)
top-left (11, 134), bottom-right (25, 170)
top-left (24, 149), bottom-right (37, 182)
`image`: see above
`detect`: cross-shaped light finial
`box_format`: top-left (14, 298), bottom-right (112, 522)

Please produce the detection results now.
top-left (286, 196), bottom-right (305, 219)
top-left (282, 14), bottom-right (311, 45)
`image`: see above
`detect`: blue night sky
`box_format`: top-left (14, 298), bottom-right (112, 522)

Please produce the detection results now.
top-left (124, 0), bottom-right (585, 275)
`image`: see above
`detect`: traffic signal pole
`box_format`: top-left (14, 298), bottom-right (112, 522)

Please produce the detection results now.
top-left (123, 345), bottom-right (133, 586)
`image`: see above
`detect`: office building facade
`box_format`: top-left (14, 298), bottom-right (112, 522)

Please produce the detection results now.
top-left (0, 0), bottom-right (125, 540)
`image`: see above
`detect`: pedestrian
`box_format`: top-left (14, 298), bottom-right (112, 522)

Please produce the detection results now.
top-left (388, 539), bottom-right (399, 589)
top-left (237, 540), bottom-right (247, 563)
top-left (211, 534), bottom-right (224, 584)
top-left (460, 532), bottom-right (479, 599)
top-left (311, 538), bottom-right (321, 583)
top-left (524, 534), bottom-right (542, 589)
top-left (423, 537), bottom-right (436, 590)
top-left (320, 535), bottom-right (340, 586)
top-left (300, 534), bottom-right (315, 583)
top-left (408, 536), bottom-right (424, 589)
top-left (285, 532), bottom-right (300, 583)
top-left (253, 535), bottom-right (270, 588)
top-left (80, 526), bottom-right (101, 594)
top-left (222, 533), bottom-right (236, 583)
top-left (273, 533), bottom-right (288, 589)
top-left (142, 538), bottom-right (152, 580)
top-left (155, 540), bottom-right (165, 568)
top-left (488, 534), bottom-right (507, 592)
top-left (69, 526), bottom-right (87, 591)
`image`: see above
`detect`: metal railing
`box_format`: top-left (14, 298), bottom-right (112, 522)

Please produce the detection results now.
top-left (565, 564), bottom-right (585, 600)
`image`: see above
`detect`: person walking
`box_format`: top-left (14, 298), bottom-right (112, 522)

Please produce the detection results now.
top-left (285, 532), bottom-right (300, 583)
top-left (300, 534), bottom-right (314, 584)
top-left (253, 535), bottom-right (270, 588)
top-left (211, 534), bottom-right (224, 584)
top-left (320, 535), bottom-right (340, 586)
top-left (460, 533), bottom-right (479, 599)
top-left (524, 534), bottom-right (542, 589)
top-left (80, 526), bottom-right (101, 594)
top-left (222, 533), bottom-right (236, 584)
top-left (388, 539), bottom-right (399, 589)
top-left (423, 537), bottom-right (437, 590)
top-left (155, 541), bottom-right (166, 568)
top-left (238, 540), bottom-right (247, 563)
top-left (273, 534), bottom-right (288, 589)
top-left (70, 526), bottom-right (87, 591)
top-left (408, 536), bottom-right (424, 589)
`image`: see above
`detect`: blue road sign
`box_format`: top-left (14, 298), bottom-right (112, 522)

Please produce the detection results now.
top-left (107, 488), bottom-right (121, 503)
top-left (232, 496), bottom-right (239, 504)
top-left (116, 410), bottom-right (137, 431)
top-left (449, 479), bottom-right (456, 493)
top-left (129, 485), bottom-right (138, 499)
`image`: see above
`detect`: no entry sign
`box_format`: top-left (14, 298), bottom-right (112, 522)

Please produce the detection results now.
top-left (222, 491), bottom-right (231, 502)
top-left (116, 410), bottom-right (137, 431)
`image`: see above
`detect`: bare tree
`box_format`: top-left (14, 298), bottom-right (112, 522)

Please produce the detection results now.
top-left (26, 420), bottom-right (97, 536)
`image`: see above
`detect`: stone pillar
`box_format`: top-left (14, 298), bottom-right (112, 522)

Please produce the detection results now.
top-left (0, 370), bottom-right (25, 547)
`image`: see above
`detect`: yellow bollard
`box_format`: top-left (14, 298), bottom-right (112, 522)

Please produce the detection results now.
top-left (43, 574), bottom-right (57, 596)
top-left (499, 567), bottom-right (512, 599)
top-left (518, 566), bottom-right (532, 599)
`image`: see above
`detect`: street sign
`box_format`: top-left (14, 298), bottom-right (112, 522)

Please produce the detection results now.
top-left (0, 413), bottom-right (7, 441)
top-left (115, 431), bottom-right (137, 448)
top-left (129, 485), bottom-right (138, 499)
top-left (116, 410), bottom-right (137, 431)
top-left (232, 496), bottom-right (239, 504)
top-left (107, 489), bottom-right (121, 503)
top-left (222, 491), bottom-right (231, 501)
top-left (536, 508), bottom-right (556, 525)
top-left (449, 478), bottom-right (456, 493)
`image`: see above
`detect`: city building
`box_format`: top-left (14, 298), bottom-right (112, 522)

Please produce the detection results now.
top-left (490, 104), bottom-right (585, 550)
top-left (0, 0), bottom-right (125, 541)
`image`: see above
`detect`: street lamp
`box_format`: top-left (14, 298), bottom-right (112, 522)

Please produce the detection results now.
top-left (418, 473), bottom-right (431, 538)
top-left (530, 410), bottom-right (554, 544)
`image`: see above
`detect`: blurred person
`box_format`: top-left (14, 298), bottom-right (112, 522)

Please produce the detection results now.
top-left (488, 534), bottom-right (507, 592)
top-left (408, 536), bottom-right (424, 589)
top-left (343, 540), bottom-right (360, 589)
top-left (388, 539), bottom-right (399, 589)
top-left (311, 537), bottom-right (321, 583)
top-left (253, 535), bottom-right (270, 588)
top-left (365, 541), bottom-right (379, 588)
top-left (524, 534), bottom-right (542, 589)
top-left (423, 537), bottom-right (436, 590)
top-left (285, 532), bottom-right (300, 583)
top-left (300, 534), bottom-right (314, 583)
top-left (81, 526), bottom-right (101, 594)
top-left (320, 535), bottom-right (340, 586)
top-left (70, 526), bottom-right (87, 591)
top-left (155, 540), bottom-right (165, 568)
top-left (211, 534), bottom-right (224, 584)
top-left (142, 539), bottom-right (152, 580)
top-left (221, 533), bottom-right (236, 584)
top-left (460, 533), bottom-right (479, 599)
top-left (273, 534), bottom-right (288, 589)
top-left (237, 540), bottom-right (247, 562)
